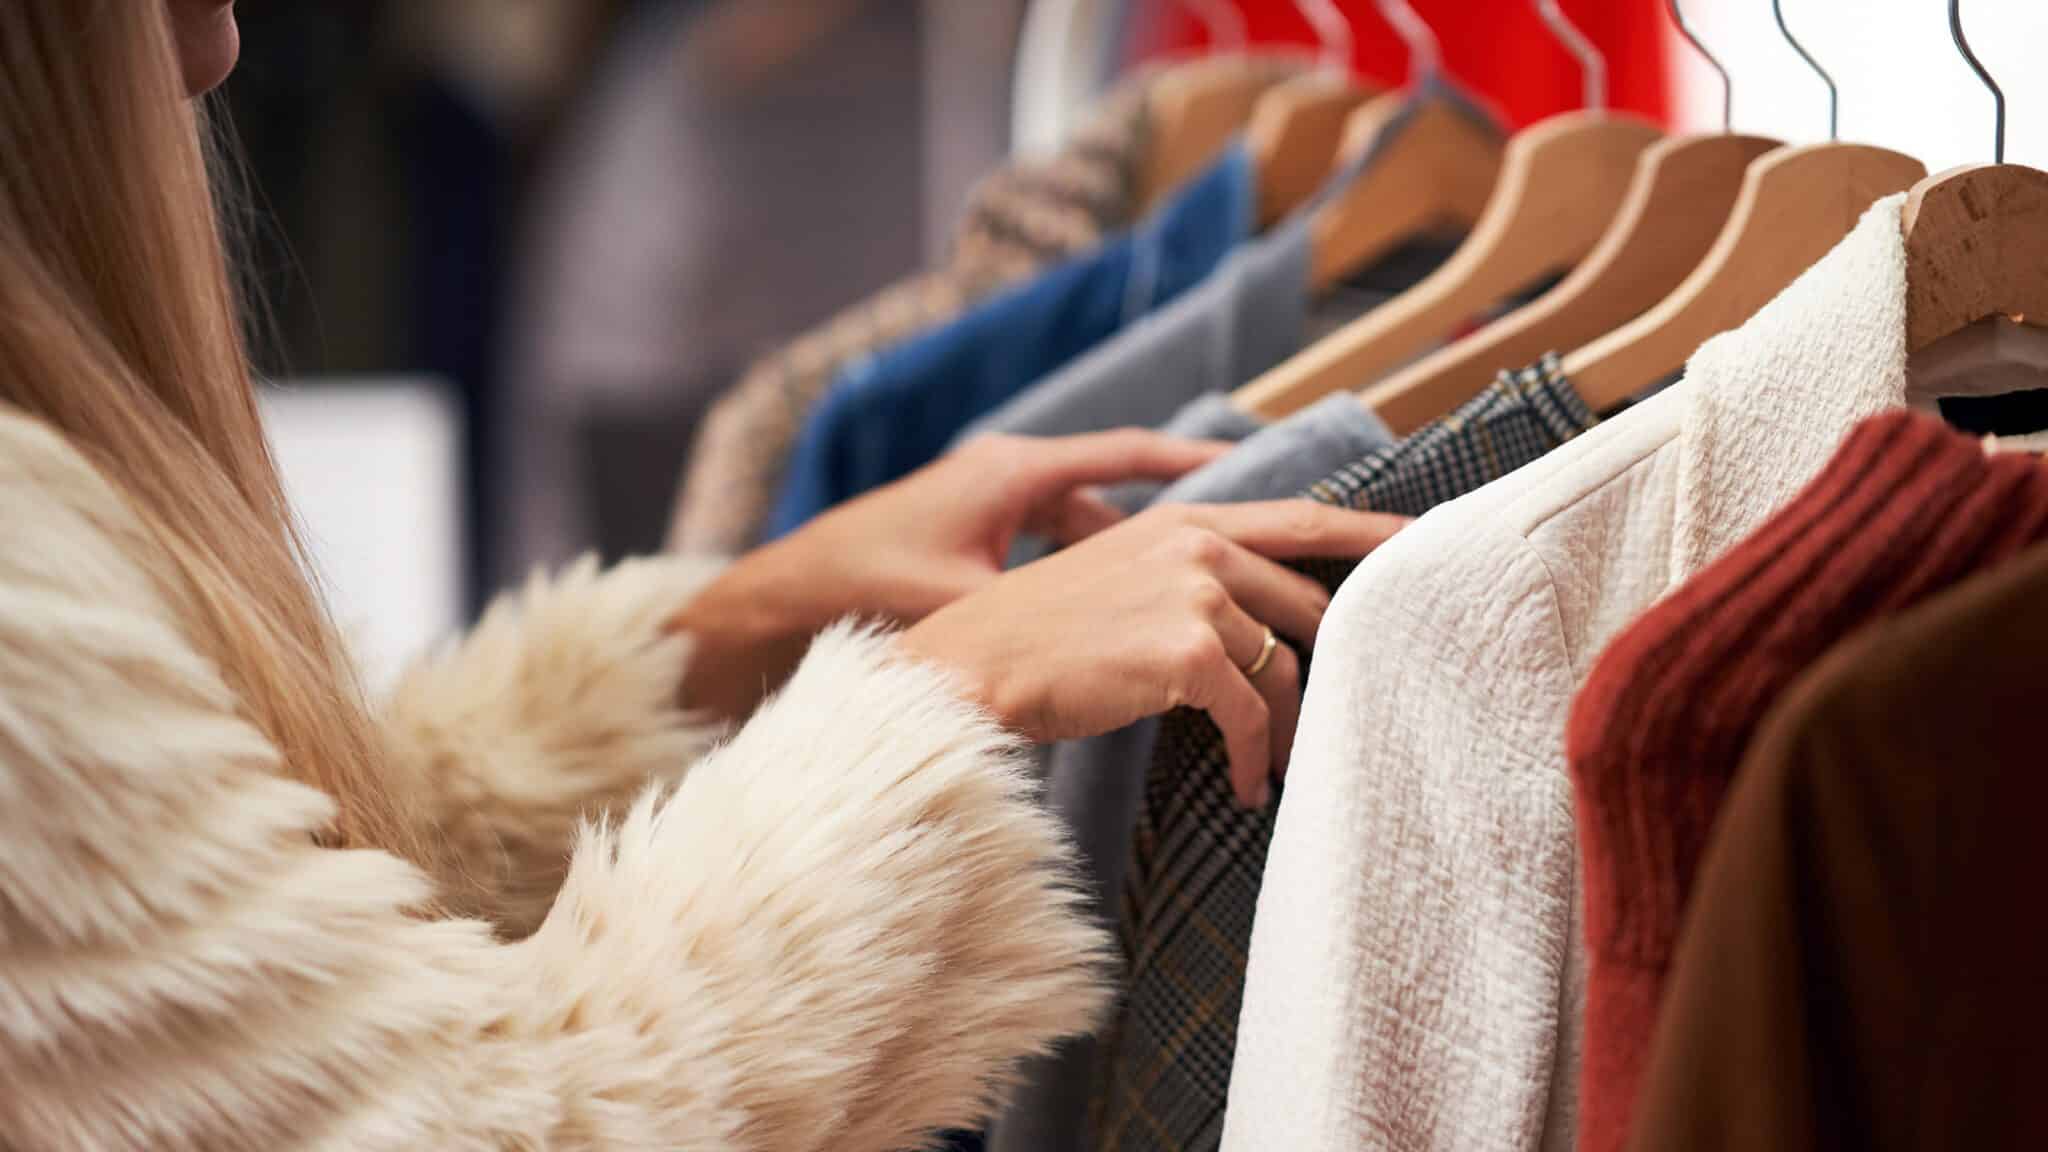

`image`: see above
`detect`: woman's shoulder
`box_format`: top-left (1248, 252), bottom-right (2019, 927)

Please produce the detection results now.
top-left (0, 404), bottom-right (152, 545)
top-left (0, 398), bottom-right (302, 894)
top-left (0, 402), bottom-right (98, 474)
top-left (0, 402), bottom-right (240, 774)
top-left (0, 405), bottom-right (186, 644)
top-left (0, 402), bottom-right (98, 468)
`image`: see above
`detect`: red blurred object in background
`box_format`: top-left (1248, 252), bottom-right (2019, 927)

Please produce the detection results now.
top-left (1129, 0), bottom-right (1671, 130)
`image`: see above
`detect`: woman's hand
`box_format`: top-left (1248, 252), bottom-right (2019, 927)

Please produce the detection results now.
top-left (900, 502), bottom-right (1408, 809)
top-left (785, 429), bottom-right (1230, 622)
top-left (672, 431), bottom-right (1226, 724)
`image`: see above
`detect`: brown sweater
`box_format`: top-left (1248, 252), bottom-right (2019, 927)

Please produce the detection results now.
top-left (1628, 538), bottom-right (2048, 1151)
top-left (1566, 409), bottom-right (2048, 1152)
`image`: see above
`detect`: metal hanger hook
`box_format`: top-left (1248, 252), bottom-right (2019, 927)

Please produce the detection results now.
top-left (1375, 0), bottom-right (1441, 84)
top-left (1181, 0), bottom-right (1246, 53)
top-left (1293, 0), bottom-right (1354, 75)
top-left (1534, 0), bottom-right (1606, 112)
top-left (1949, 0), bottom-right (2006, 163)
top-left (1666, 0), bottom-right (1730, 133)
top-left (1771, 0), bottom-right (1838, 141)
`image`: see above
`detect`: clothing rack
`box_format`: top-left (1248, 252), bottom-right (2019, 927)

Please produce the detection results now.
top-left (659, 4), bottom-right (2048, 1151)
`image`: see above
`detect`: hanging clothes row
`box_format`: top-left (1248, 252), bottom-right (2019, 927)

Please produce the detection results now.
top-left (1228, 4), bottom-right (2048, 1152)
top-left (670, 61), bottom-right (1191, 555)
top-left (664, 1), bottom-right (2048, 1150)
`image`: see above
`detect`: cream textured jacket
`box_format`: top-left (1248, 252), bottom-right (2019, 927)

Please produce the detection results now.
top-left (0, 410), bottom-right (1108, 1150)
top-left (1223, 195), bottom-right (1917, 1152)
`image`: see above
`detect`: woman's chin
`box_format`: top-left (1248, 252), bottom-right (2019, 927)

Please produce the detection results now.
top-left (174, 2), bottom-right (240, 97)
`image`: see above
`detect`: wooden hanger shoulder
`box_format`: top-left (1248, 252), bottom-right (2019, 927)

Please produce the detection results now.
top-left (1235, 110), bottom-right (1661, 424)
top-left (1903, 163), bottom-right (2048, 350)
top-left (1304, 92), bottom-right (1503, 294)
top-left (1909, 315), bottom-right (2048, 399)
top-left (1248, 72), bottom-right (1381, 229)
top-left (1562, 143), bottom-right (1926, 413)
top-left (1903, 164), bottom-right (2048, 398)
top-left (1359, 132), bottom-right (1779, 434)
top-left (1141, 57), bottom-right (1283, 210)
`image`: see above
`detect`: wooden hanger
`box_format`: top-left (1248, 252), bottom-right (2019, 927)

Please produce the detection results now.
top-left (1290, 0), bottom-right (1496, 290)
top-left (1248, 71), bottom-right (1382, 228)
top-left (1141, 55), bottom-right (1296, 211)
top-left (1247, 0), bottom-right (1382, 227)
top-left (1235, 110), bottom-right (1660, 421)
top-left (1563, 2), bottom-right (1926, 413)
top-left (1359, 132), bottom-right (1780, 433)
top-left (1561, 142), bottom-right (1927, 413)
top-left (1902, 164), bottom-right (2048, 398)
top-left (1911, 314), bottom-right (2048, 402)
top-left (1902, 4), bottom-right (2048, 398)
top-left (1356, 2), bottom-right (1773, 431)
top-left (1304, 88), bottom-right (1505, 295)
top-left (1905, 164), bottom-right (2048, 355)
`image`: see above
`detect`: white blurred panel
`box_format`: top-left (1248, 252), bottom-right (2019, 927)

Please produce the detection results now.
top-left (262, 380), bottom-right (465, 691)
top-left (1664, 0), bottom-right (2046, 170)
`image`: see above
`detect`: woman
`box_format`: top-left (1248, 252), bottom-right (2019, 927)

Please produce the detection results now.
top-left (0, 3), bottom-right (1403, 1149)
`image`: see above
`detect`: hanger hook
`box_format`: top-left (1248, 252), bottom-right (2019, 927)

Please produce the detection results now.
top-left (1949, 0), bottom-right (2006, 163)
top-left (1534, 0), bottom-right (1606, 111)
top-left (1293, 0), bottom-right (1354, 75)
top-left (1181, 0), bottom-right (1246, 53)
top-left (1771, 0), bottom-right (1837, 141)
top-left (1374, 0), bottom-right (1441, 84)
top-left (1665, 0), bottom-right (1730, 133)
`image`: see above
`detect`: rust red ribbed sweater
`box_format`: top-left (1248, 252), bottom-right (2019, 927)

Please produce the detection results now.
top-left (1566, 409), bottom-right (2048, 1152)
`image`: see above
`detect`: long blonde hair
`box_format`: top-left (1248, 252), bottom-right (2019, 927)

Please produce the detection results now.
top-left (0, 2), bottom-right (432, 871)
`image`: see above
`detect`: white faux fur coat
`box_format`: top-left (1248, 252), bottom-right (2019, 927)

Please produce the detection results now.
top-left (0, 409), bottom-right (1109, 1151)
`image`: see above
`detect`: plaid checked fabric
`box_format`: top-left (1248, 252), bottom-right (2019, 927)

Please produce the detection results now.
top-left (1088, 355), bottom-right (1600, 1152)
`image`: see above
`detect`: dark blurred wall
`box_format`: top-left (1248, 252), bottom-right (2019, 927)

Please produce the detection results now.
top-left (923, 0), bottom-right (1031, 264)
top-left (220, 4), bottom-right (410, 377)
top-left (221, 1), bottom-right (627, 611)
top-left (216, 2), bottom-right (1023, 608)
top-left (502, 1), bottom-right (1022, 587)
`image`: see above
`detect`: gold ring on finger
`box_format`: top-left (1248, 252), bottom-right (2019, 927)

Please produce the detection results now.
top-left (1241, 627), bottom-right (1278, 679)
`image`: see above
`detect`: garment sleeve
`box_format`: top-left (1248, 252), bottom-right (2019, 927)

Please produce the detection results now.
top-left (379, 552), bottom-right (728, 936)
top-left (1223, 512), bottom-right (1582, 1152)
top-left (671, 350), bottom-right (811, 557)
top-left (0, 421), bottom-right (1110, 1152)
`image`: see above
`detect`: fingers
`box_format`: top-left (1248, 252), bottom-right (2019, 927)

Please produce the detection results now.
top-left (1160, 511), bottom-right (1343, 806)
top-left (1207, 537), bottom-right (1332, 647)
top-left (1180, 625), bottom-right (1274, 810)
top-left (1182, 501), bottom-right (1410, 561)
top-left (1263, 640), bottom-right (1303, 783)
top-left (1007, 429), bottom-right (1230, 503)
top-left (1027, 488), bottom-right (1126, 546)
top-left (1200, 591), bottom-right (1304, 809)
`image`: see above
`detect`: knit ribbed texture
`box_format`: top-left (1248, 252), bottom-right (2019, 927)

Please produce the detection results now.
top-left (1628, 541), bottom-right (2048, 1152)
top-left (1566, 408), bottom-right (2048, 1152)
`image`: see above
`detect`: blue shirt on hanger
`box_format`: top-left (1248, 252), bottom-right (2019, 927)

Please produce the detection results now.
top-left (763, 142), bottom-right (1256, 538)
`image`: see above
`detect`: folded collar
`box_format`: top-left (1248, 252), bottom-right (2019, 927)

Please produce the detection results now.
top-left (1671, 193), bottom-right (1911, 580)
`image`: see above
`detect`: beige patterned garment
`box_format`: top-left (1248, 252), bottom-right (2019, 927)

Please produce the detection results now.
top-left (668, 67), bottom-right (1183, 555)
